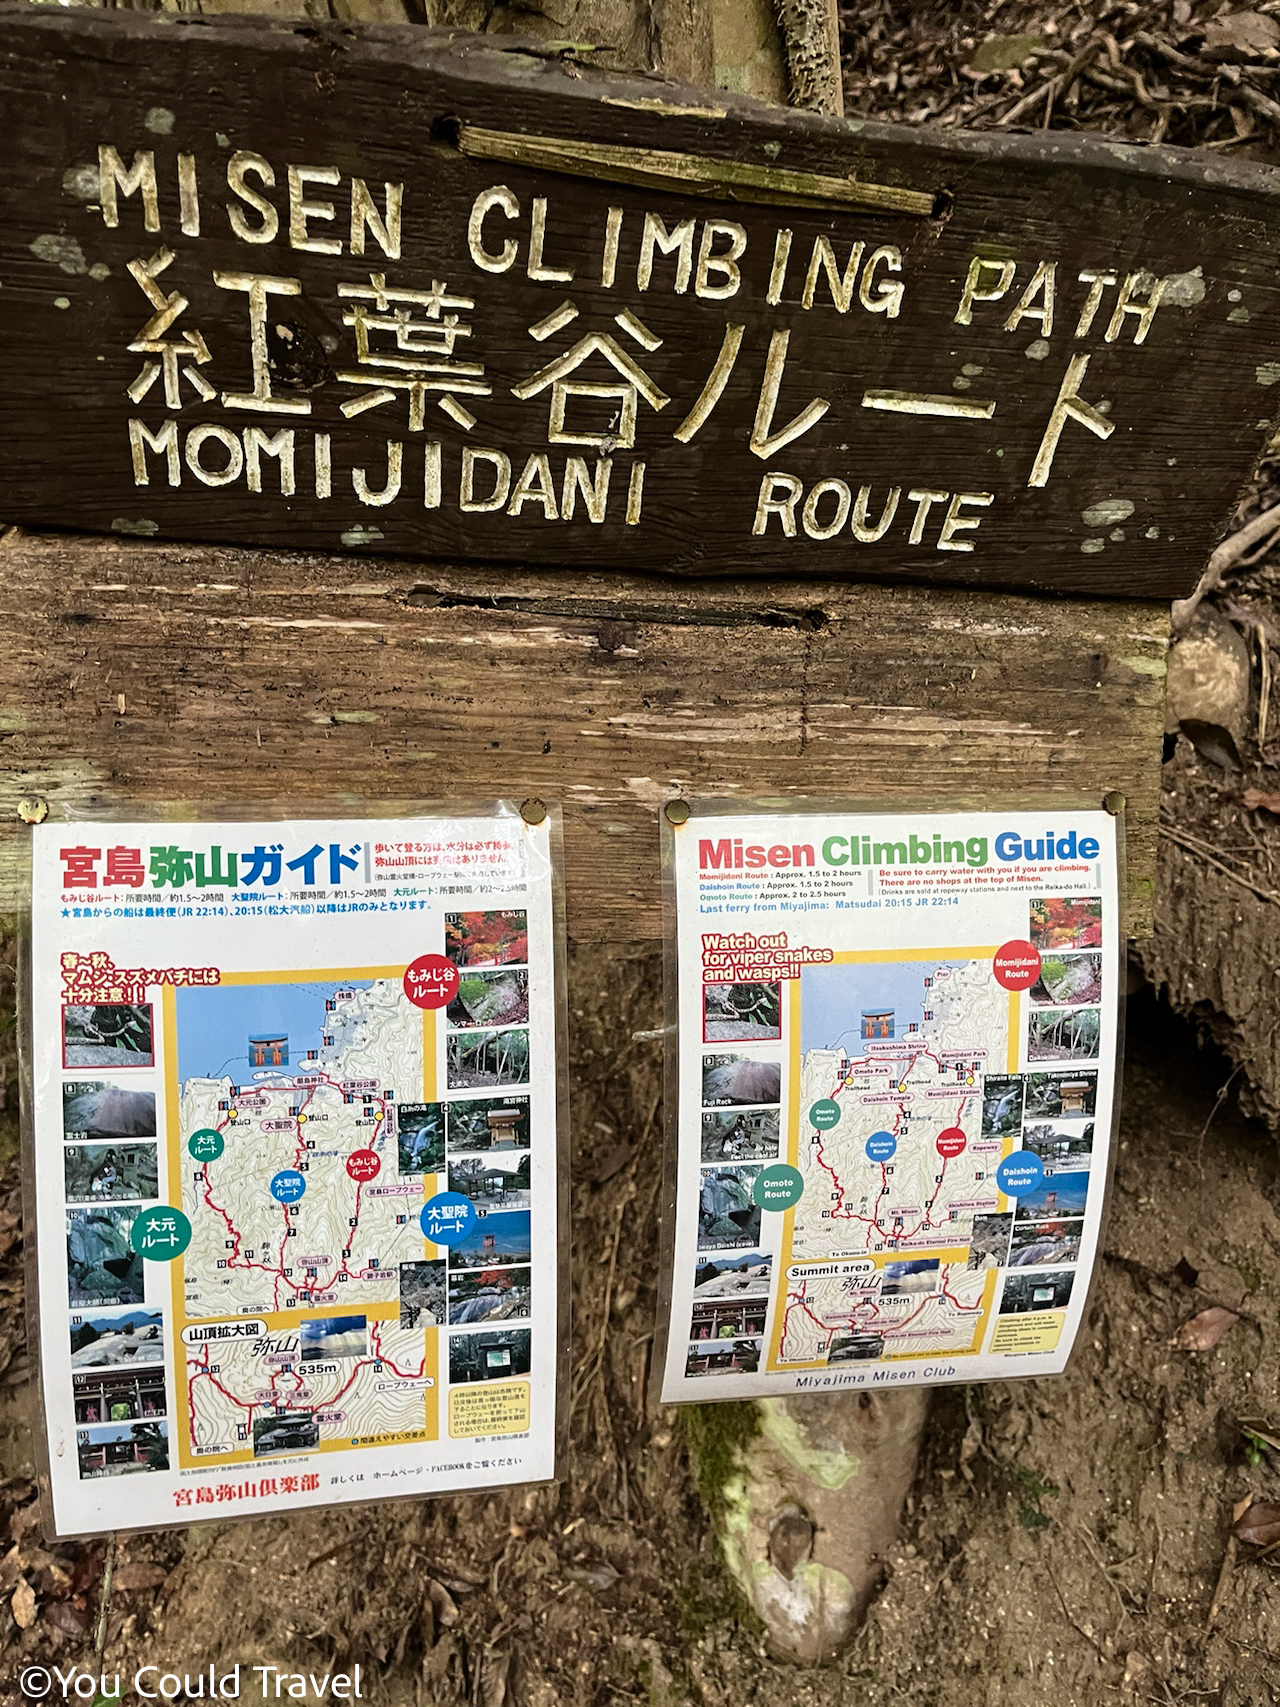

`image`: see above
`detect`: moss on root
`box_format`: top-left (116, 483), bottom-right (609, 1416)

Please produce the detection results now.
top-left (677, 1402), bottom-right (769, 1647)
top-left (681, 1400), bottom-right (761, 1518)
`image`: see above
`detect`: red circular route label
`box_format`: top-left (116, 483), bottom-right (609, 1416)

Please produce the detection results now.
top-left (403, 953), bottom-right (459, 1010)
top-left (347, 1149), bottom-right (381, 1182)
top-left (993, 939), bottom-right (1042, 991)
top-left (936, 1127), bottom-right (967, 1158)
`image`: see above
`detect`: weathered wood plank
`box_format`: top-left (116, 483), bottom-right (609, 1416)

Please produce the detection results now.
top-left (0, 9), bottom-right (1277, 597)
top-left (0, 532), bottom-right (1165, 935)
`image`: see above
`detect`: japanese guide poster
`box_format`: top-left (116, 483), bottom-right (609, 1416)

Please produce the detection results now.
top-left (658, 805), bottom-right (1120, 1402)
top-left (29, 811), bottom-right (564, 1537)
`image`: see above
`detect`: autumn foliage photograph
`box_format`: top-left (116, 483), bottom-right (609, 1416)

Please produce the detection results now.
top-left (1029, 895), bottom-right (1103, 950)
top-left (445, 909), bottom-right (529, 968)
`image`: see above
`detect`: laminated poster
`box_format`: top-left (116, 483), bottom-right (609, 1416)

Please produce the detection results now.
top-left (659, 805), bottom-right (1120, 1403)
top-left (29, 811), bottom-right (564, 1537)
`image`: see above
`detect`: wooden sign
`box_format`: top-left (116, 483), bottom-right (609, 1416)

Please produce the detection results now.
top-left (1, 10), bottom-right (1278, 598)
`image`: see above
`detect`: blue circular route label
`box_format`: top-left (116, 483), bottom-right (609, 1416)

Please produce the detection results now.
top-left (865, 1130), bottom-right (897, 1162)
top-left (996, 1151), bottom-right (1045, 1197)
top-left (270, 1169), bottom-right (307, 1204)
top-left (421, 1191), bottom-right (477, 1246)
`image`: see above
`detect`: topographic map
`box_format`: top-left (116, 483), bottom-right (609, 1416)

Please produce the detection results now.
top-left (778, 958), bottom-right (1010, 1367)
top-left (176, 977), bottom-right (434, 1463)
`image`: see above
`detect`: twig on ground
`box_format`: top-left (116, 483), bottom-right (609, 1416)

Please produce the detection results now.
top-left (1195, 1064), bottom-right (1244, 1171)
top-left (1074, 1523), bottom-right (1134, 1627)
top-left (1220, 1633), bottom-right (1280, 1663)
top-left (95, 1531), bottom-right (116, 1655)
top-left (999, 43), bottom-right (1098, 126)
top-left (1044, 1561), bottom-right (1110, 1661)
top-left (1256, 624), bottom-right (1272, 749)
top-left (1160, 824), bottom-right (1280, 908)
top-left (1207, 1500), bottom-right (1252, 1630)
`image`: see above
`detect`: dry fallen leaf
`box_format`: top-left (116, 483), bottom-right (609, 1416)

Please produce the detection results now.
top-left (435, 1570), bottom-right (482, 1596)
top-left (1201, 10), bottom-right (1280, 61)
top-left (113, 1561), bottom-right (167, 1591)
top-left (1233, 1500), bottom-right (1280, 1547)
top-left (565, 1561), bottom-right (621, 1592)
top-left (69, 1550), bottom-right (104, 1596)
top-left (1243, 788), bottom-right (1280, 814)
top-left (34, 1559), bottom-right (73, 1597)
top-left (1123, 1650), bottom-right (1150, 1685)
top-left (44, 1599), bottom-right (88, 1636)
top-left (1174, 1306), bottom-right (1239, 1352)
top-left (477, 1648), bottom-right (510, 1707)
top-left (11, 1578), bottom-right (36, 1629)
top-left (10, 1501), bottom-right (43, 1543)
top-left (427, 1577), bottom-right (458, 1630)
top-left (1240, 1418), bottom-right (1280, 1453)
top-left (16, 1545), bottom-right (58, 1578)
top-left (958, 1416), bottom-right (983, 1481)
top-left (965, 34), bottom-right (1047, 73)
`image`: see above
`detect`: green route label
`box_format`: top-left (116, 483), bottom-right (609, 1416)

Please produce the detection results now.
top-left (130, 1205), bottom-right (192, 1261)
top-left (188, 1128), bottom-right (224, 1161)
top-left (809, 1098), bottom-right (841, 1131)
top-left (753, 1164), bottom-right (805, 1212)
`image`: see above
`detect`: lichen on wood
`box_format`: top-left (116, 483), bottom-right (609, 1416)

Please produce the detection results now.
top-left (773, 0), bottom-right (843, 115)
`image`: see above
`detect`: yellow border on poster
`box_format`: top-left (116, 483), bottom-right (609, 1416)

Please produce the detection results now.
top-left (765, 945), bottom-right (1015, 1375)
top-left (162, 968), bottom-right (443, 1471)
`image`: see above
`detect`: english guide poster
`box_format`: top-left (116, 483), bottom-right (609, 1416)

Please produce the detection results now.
top-left (659, 805), bottom-right (1120, 1403)
top-left (28, 810), bottom-right (564, 1537)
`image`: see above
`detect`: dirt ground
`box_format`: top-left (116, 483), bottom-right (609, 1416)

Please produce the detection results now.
top-left (0, 944), bottom-right (1277, 1706)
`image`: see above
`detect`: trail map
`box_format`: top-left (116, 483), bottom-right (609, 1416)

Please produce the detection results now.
top-left (776, 958), bottom-right (1008, 1364)
top-left (661, 807), bottom-right (1120, 1402)
top-left (179, 978), bottom-right (434, 1463)
top-left (30, 812), bottom-right (564, 1538)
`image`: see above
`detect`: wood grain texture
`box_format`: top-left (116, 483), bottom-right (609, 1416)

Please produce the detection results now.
top-left (0, 8), bottom-right (1277, 597)
top-left (0, 531), bottom-right (1165, 936)
top-left (709, 0), bottom-right (787, 105)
